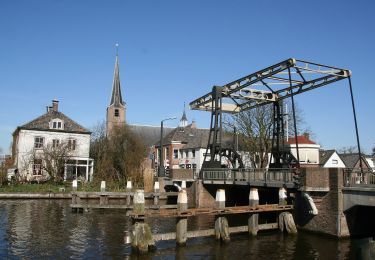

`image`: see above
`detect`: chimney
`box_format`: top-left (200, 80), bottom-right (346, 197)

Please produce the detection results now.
top-left (52, 100), bottom-right (59, 112)
top-left (191, 120), bottom-right (197, 129)
top-left (303, 132), bottom-right (310, 140)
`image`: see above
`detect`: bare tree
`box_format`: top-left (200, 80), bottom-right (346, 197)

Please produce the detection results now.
top-left (225, 100), bottom-right (307, 168)
top-left (338, 146), bottom-right (358, 154)
top-left (90, 122), bottom-right (147, 187)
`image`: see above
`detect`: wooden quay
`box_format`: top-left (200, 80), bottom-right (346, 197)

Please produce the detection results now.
top-left (127, 188), bottom-right (297, 254)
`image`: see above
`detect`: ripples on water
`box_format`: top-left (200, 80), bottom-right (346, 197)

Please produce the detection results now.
top-left (0, 200), bottom-right (372, 259)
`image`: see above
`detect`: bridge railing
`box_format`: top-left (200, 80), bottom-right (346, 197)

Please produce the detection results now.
top-left (343, 168), bottom-right (375, 186)
top-left (201, 168), bottom-right (294, 184)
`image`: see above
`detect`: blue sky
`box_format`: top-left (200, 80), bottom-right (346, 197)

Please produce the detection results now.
top-left (0, 0), bottom-right (374, 154)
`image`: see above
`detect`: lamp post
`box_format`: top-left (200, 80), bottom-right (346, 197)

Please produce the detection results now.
top-left (159, 117), bottom-right (177, 177)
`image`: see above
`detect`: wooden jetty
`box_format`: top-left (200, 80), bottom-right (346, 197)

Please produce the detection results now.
top-left (128, 187), bottom-right (297, 254)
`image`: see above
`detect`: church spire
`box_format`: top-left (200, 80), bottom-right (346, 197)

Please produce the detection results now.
top-left (109, 53), bottom-right (125, 107)
top-left (179, 102), bottom-right (188, 127)
top-left (106, 44), bottom-right (126, 136)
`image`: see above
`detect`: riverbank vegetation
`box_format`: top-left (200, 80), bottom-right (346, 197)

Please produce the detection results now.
top-left (90, 123), bottom-right (149, 188)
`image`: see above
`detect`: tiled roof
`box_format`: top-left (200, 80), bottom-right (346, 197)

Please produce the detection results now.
top-left (319, 150), bottom-right (336, 165)
top-left (128, 124), bottom-right (173, 147)
top-left (339, 153), bottom-right (370, 168)
top-left (286, 135), bottom-right (316, 145)
top-left (18, 110), bottom-right (90, 134)
top-left (155, 124), bottom-right (244, 150)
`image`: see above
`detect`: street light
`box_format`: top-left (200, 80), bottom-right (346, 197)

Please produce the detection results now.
top-left (159, 117), bottom-right (177, 177)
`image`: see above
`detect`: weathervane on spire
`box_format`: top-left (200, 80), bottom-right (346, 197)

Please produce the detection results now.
top-left (115, 43), bottom-right (119, 56)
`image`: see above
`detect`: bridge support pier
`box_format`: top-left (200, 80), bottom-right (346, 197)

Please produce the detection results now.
top-left (248, 188), bottom-right (259, 236)
top-left (215, 189), bottom-right (230, 242)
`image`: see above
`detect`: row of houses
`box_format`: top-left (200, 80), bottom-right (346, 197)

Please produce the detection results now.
top-left (7, 53), bottom-right (374, 182)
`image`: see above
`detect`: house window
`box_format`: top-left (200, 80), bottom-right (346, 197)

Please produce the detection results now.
top-left (173, 149), bottom-right (178, 159)
top-left (51, 119), bottom-right (64, 130)
top-left (52, 139), bottom-right (60, 148)
top-left (180, 150), bottom-right (184, 158)
top-left (34, 137), bottom-right (44, 149)
top-left (33, 159), bottom-right (42, 175)
top-left (185, 151), bottom-right (189, 158)
top-left (332, 159), bottom-right (338, 165)
top-left (165, 147), bottom-right (170, 158)
top-left (114, 109), bottom-right (119, 117)
top-left (192, 150), bottom-right (196, 158)
top-left (68, 139), bottom-right (76, 151)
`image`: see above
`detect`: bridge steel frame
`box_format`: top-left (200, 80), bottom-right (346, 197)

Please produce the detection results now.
top-left (190, 58), bottom-right (362, 174)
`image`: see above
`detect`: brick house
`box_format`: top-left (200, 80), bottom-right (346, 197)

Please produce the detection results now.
top-left (12, 100), bottom-right (94, 182)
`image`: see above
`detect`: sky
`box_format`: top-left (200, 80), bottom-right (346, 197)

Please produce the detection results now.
top-left (0, 0), bottom-right (374, 154)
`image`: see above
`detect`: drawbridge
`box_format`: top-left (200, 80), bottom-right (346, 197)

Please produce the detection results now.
top-left (189, 58), bottom-right (361, 185)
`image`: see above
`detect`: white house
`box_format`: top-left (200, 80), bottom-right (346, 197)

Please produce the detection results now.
top-left (12, 100), bottom-right (94, 182)
top-left (286, 133), bottom-right (320, 167)
top-left (319, 150), bottom-right (346, 168)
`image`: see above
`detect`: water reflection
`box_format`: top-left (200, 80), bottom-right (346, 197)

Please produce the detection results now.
top-left (0, 200), bottom-right (373, 259)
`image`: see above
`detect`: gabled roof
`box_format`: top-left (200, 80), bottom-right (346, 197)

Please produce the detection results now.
top-left (109, 55), bottom-right (125, 107)
top-left (17, 110), bottom-right (90, 134)
top-left (339, 153), bottom-right (370, 168)
top-left (319, 149), bottom-right (337, 165)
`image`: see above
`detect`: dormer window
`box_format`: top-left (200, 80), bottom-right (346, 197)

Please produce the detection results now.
top-left (50, 119), bottom-right (64, 130)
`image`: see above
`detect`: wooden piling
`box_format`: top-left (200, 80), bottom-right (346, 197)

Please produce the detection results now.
top-left (126, 181), bottom-right (132, 206)
top-left (214, 189), bottom-right (230, 243)
top-left (248, 188), bottom-right (259, 236)
top-left (133, 189), bottom-right (145, 214)
top-left (154, 182), bottom-right (160, 206)
top-left (100, 181), bottom-right (106, 192)
top-left (131, 189), bottom-right (155, 254)
top-left (176, 190), bottom-right (188, 246)
top-left (72, 180), bottom-right (78, 192)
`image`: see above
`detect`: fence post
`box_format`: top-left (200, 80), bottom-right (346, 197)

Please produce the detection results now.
top-left (214, 189), bottom-right (230, 242)
top-left (248, 188), bottom-right (259, 236)
top-left (176, 190), bottom-right (188, 245)
top-left (99, 181), bottom-right (108, 205)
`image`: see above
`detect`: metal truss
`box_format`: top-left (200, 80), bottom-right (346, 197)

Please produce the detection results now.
top-left (190, 58), bottom-right (351, 113)
top-left (190, 58), bottom-right (360, 171)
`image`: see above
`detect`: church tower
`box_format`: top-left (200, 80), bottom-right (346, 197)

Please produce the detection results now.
top-left (106, 51), bottom-right (126, 136)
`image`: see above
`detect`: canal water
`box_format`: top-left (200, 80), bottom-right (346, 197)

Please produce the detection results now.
top-left (0, 200), bottom-right (373, 259)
